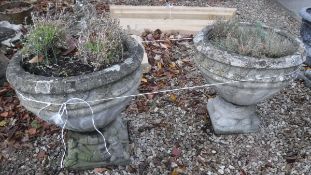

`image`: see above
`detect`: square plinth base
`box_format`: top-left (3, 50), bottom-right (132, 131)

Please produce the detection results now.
top-left (64, 118), bottom-right (130, 170)
top-left (207, 97), bottom-right (260, 134)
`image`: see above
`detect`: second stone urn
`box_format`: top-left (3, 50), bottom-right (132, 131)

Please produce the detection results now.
top-left (194, 24), bottom-right (305, 134)
top-left (6, 37), bottom-right (143, 169)
top-left (300, 7), bottom-right (311, 66)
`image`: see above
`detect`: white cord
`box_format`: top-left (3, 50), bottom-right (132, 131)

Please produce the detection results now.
top-left (15, 67), bottom-right (299, 169)
top-left (16, 69), bottom-right (298, 106)
top-left (60, 119), bottom-right (67, 169)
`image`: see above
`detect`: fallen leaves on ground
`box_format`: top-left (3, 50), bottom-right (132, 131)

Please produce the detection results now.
top-left (0, 83), bottom-right (59, 160)
top-left (139, 29), bottom-right (194, 94)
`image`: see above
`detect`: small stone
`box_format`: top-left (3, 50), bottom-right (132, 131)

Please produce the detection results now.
top-left (170, 162), bottom-right (178, 169)
top-left (229, 165), bottom-right (235, 170)
top-left (218, 168), bottom-right (225, 175)
top-left (211, 150), bottom-right (217, 154)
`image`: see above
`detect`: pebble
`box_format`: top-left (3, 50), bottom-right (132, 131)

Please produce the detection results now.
top-left (218, 166), bottom-right (225, 175)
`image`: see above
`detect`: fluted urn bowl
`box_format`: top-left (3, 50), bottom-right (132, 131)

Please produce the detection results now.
top-left (194, 24), bottom-right (305, 134)
top-left (6, 37), bottom-right (143, 169)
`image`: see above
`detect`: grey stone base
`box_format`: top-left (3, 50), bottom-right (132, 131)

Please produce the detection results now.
top-left (64, 117), bottom-right (130, 170)
top-left (0, 51), bottom-right (9, 86)
top-left (207, 97), bottom-right (260, 134)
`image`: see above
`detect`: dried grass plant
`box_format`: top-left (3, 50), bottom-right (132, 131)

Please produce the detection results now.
top-left (208, 20), bottom-right (297, 58)
top-left (76, 4), bottom-right (125, 70)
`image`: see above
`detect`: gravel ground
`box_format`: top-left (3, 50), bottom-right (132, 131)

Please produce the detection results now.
top-left (1, 0), bottom-right (310, 175)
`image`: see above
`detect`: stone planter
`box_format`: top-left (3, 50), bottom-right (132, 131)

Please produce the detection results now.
top-left (0, 2), bottom-right (33, 24)
top-left (0, 52), bottom-right (9, 86)
top-left (6, 37), bottom-right (143, 169)
top-left (300, 7), bottom-right (311, 66)
top-left (194, 24), bottom-right (305, 134)
top-left (0, 26), bottom-right (15, 85)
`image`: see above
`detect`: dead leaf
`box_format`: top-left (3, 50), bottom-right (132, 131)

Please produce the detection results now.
top-left (169, 94), bottom-right (177, 103)
top-left (37, 151), bottom-right (47, 160)
top-left (28, 55), bottom-right (44, 64)
top-left (172, 146), bottom-right (182, 157)
top-left (27, 128), bottom-right (37, 135)
top-left (160, 43), bottom-right (168, 49)
top-left (0, 120), bottom-right (7, 127)
top-left (153, 29), bottom-right (162, 40)
top-left (94, 168), bottom-right (108, 173)
top-left (240, 169), bottom-right (247, 175)
top-left (169, 62), bottom-right (176, 68)
top-left (157, 62), bottom-right (162, 69)
top-left (141, 78), bottom-right (148, 83)
top-left (171, 169), bottom-right (179, 175)
top-left (171, 166), bottom-right (186, 175)
top-left (62, 37), bottom-right (77, 56)
top-left (0, 112), bottom-right (9, 117)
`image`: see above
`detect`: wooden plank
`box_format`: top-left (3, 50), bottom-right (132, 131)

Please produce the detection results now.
top-left (120, 18), bottom-right (215, 35)
top-left (112, 11), bottom-right (234, 20)
top-left (110, 5), bottom-right (236, 34)
top-left (110, 6), bottom-right (235, 20)
top-left (110, 5), bottom-right (236, 13)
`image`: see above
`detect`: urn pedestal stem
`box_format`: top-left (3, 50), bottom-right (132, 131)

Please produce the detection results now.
top-left (207, 97), bottom-right (260, 134)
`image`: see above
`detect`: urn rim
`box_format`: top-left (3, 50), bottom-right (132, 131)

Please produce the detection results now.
top-left (194, 22), bottom-right (305, 69)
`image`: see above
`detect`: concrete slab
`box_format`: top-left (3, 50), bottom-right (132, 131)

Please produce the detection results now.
top-left (276, 0), bottom-right (311, 19)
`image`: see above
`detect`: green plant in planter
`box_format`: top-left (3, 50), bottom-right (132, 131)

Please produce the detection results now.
top-left (22, 13), bottom-right (68, 64)
top-left (208, 20), bottom-right (297, 58)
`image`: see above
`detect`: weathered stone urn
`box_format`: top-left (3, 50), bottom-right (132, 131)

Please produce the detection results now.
top-left (300, 7), bottom-right (311, 66)
top-left (194, 25), bottom-right (305, 134)
top-left (0, 2), bottom-right (33, 25)
top-left (6, 37), bottom-right (143, 169)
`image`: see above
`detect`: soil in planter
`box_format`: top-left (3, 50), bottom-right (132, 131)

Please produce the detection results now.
top-left (21, 48), bottom-right (129, 77)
